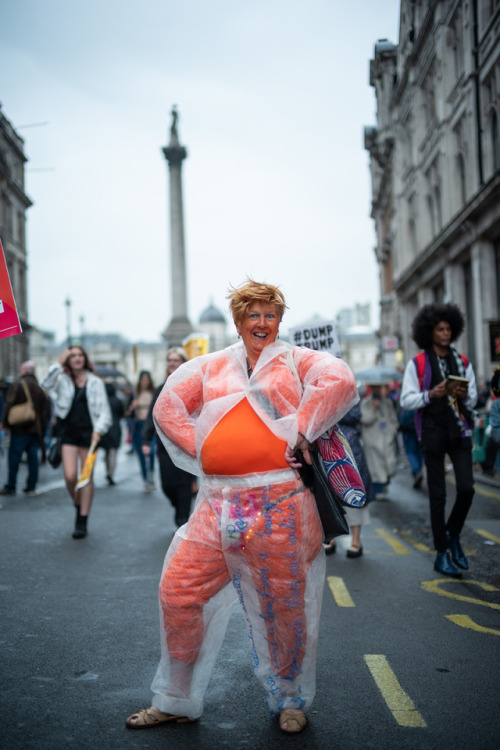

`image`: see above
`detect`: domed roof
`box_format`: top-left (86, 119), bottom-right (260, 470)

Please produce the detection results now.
top-left (199, 302), bottom-right (226, 324)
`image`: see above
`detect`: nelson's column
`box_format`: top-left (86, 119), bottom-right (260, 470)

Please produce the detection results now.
top-left (162, 105), bottom-right (193, 347)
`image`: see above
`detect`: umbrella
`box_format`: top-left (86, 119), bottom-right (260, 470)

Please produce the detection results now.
top-left (355, 365), bottom-right (403, 384)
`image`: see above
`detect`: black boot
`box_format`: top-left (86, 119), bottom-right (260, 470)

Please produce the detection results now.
top-left (72, 511), bottom-right (88, 539)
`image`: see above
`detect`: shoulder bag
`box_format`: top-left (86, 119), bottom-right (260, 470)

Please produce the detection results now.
top-left (7, 381), bottom-right (37, 426)
top-left (286, 348), bottom-right (364, 537)
top-left (295, 446), bottom-right (349, 538)
top-left (48, 437), bottom-right (62, 468)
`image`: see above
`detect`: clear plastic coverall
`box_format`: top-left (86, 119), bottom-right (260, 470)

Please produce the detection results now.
top-left (151, 340), bottom-right (358, 719)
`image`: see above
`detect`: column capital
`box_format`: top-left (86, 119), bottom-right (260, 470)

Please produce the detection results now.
top-left (162, 144), bottom-right (188, 166)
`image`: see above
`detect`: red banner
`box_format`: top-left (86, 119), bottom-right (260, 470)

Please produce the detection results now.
top-left (0, 238), bottom-right (22, 340)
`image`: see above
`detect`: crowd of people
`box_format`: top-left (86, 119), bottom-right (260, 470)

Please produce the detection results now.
top-left (0, 286), bottom-right (499, 734)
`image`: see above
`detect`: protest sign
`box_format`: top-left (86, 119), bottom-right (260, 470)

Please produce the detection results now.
top-left (0, 239), bottom-right (22, 340)
top-left (289, 320), bottom-right (341, 356)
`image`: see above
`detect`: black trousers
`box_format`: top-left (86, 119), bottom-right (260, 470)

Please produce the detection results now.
top-left (157, 447), bottom-right (193, 527)
top-left (423, 434), bottom-right (474, 552)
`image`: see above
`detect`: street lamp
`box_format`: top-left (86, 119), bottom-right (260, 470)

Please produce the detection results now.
top-left (65, 297), bottom-right (72, 346)
top-left (79, 315), bottom-right (85, 347)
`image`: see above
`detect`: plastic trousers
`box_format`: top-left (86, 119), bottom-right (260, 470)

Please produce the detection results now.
top-left (150, 469), bottom-right (325, 719)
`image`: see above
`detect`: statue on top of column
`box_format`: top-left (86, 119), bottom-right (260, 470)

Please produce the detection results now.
top-left (170, 105), bottom-right (179, 137)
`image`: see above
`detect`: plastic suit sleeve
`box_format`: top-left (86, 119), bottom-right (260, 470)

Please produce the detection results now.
top-left (292, 347), bottom-right (358, 444)
top-left (153, 364), bottom-right (204, 473)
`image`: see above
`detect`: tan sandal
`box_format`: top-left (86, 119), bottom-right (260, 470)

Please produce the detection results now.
top-left (279, 709), bottom-right (307, 733)
top-left (125, 707), bottom-right (193, 729)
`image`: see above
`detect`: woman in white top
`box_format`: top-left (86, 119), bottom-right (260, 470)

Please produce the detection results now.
top-left (42, 345), bottom-right (112, 539)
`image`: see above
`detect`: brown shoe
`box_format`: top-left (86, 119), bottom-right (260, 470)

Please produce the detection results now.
top-left (126, 707), bottom-right (193, 729)
top-left (279, 709), bottom-right (307, 733)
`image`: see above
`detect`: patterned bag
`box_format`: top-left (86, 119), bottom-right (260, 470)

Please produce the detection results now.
top-left (316, 425), bottom-right (366, 508)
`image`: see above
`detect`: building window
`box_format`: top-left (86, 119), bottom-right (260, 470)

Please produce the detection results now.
top-left (5, 198), bottom-right (13, 235)
top-left (425, 158), bottom-right (442, 238)
top-left (426, 194), bottom-right (436, 236)
top-left (492, 110), bottom-right (499, 171)
top-left (433, 282), bottom-right (445, 303)
top-left (454, 118), bottom-right (468, 205)
top-left (463, 261), bottom-right (475, 359)
top-left (448, 7), bottom-right (464, 82)
top-left (401, 113), bottom-right (413, 171)
top-left (408, 194), bottom-right (418, 257)
top-left (422, 60), bottom-right (437, 129)
top-left (17, 210), bottom-right (25, 246)
top-left (495, 242), bottom-right (500, 318)
top-left (434, 184), bottom-right (442, 228)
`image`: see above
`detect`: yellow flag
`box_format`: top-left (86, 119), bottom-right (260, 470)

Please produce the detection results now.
top-left (182, 333), bottom-right (209, 359)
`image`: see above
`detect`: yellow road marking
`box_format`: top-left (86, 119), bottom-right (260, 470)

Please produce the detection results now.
top-left (445, 615), bottom-right (500, 635)
top-left (327, 576), bottom-right (355, 607)
top-left (475, 529), bottom-right (500, 544)
top-left (364, 655), bottom-right (426, 727)
top-left (374, 528), bottom-right (411, 555)
top-left (421, 579), bottom-right (500, 610)
top-left (399, 530), bottom-right (432, 553)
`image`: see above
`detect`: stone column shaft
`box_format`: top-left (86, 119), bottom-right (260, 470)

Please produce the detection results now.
top-left (169, 162), bottom-right (187, 319)
top-left (162, 109), bottom-right (193, 348)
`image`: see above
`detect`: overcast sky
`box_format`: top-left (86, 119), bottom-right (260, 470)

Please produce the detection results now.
top-left (0, 0), bottom-right (400, 345)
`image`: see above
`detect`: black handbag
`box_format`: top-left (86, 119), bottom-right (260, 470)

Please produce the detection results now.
top-left (296, 446), bottom-right (349, 539)
top-left (48, 437), bottom-right (62, 469)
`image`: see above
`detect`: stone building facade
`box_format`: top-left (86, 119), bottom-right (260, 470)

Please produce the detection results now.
top-left (365, 0), bottom-right (500, 380)
top-left (0, 105), bottom-right (32, 379)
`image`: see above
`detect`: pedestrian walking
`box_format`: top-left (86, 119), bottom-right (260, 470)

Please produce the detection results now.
top-left (400, 303), bottom-right (477, 577)
top-left (41, 346), bottom-right (112, 539)
top-left (127, 370), bottom-right (156, 491)
top-left (0, 361), bottom-right (47, 496)
top-left (360, 384), bottom-right (398, 497)
top-left (323, 401), bottom-right (376, 557)
top-left (487, 367), bottom-right (500, 477)
top-left (399, 408), bottom-right (424, 488)
top-left (125, 280), bottom-right (358, 734)
top-left (142, 348), bottom-right (195, 527)
top-left (99, 382), bottom-right (124, 486)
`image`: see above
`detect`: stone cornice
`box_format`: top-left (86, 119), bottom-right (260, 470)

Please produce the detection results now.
top-left (11, 180), bottom-right (32, 208)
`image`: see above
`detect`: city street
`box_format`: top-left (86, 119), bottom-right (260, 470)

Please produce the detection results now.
top-left (1, 447), bottom-right (499, 750)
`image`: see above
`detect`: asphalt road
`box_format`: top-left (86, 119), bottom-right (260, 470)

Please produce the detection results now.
top-left (1, 448), bottom-right (499, 749)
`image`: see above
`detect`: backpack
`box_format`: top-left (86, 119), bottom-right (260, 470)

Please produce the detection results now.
top-left (413, 351), bottom-right (468, 390)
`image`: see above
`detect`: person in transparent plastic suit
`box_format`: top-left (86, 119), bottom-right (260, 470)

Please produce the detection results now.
top-left (126, 280), bottom-right (358, 734)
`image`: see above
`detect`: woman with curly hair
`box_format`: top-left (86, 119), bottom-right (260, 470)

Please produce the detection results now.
top-left (400, 303), bottom-right (477, 577)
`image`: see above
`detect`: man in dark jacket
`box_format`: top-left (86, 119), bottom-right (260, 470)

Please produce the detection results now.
top-left (400, 304), bottom-right (477, 577)
top-left (0, 361), bottom-right (47, 496)
top-left (142, 349), bottom-right (195, 526)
